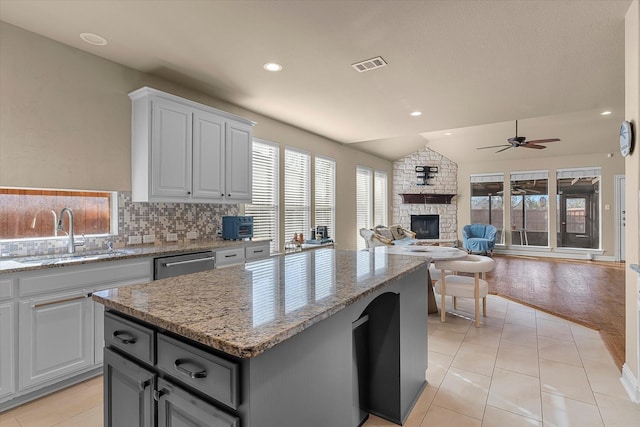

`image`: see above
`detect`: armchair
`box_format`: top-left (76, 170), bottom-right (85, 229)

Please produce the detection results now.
top-left (462, 224), bottom-right (497, 255)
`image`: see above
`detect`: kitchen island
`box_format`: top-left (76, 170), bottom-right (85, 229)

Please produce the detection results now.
top-left (93, 249), bottom-right (429, 427)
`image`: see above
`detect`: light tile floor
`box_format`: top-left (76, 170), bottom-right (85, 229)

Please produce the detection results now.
top-left (1, 295), bottom-right (638, 426)
top-left (365, 295), bottom-right (640, 427)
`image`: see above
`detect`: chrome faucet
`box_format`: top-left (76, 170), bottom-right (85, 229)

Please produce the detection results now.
top-left (57, 208), bottom-right (85, 254)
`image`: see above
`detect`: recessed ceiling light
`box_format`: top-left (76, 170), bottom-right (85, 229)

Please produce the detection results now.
top-left (80, 32), bottom-right (107, 46)
top-left (263, 62), bottom-right (283, 72)
top-left (444, 132), bottom-right (452, 136)
top-left (600, 111), bottom-right (612, 116)
top-left (410, 111), bottom-right (422, 117)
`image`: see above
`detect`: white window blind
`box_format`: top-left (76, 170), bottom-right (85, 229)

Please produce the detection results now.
top-left (246, 139), bottom-right (279, 253)
top-left (471, 173), bottom-right (504, 183)
top-left (284, 148), bottom-right (310, 242)
top-left (356, 167), bottom-right (372, 250)
top-left (556, 167), bottom-right (601, 179)
top-left (374, 171), bottom-right (387, 226)
top-left (315, 156), bottom-right (335, 239)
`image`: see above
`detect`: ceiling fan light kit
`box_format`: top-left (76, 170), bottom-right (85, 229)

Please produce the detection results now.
top-left (478, 120), bottom-right (561, 153)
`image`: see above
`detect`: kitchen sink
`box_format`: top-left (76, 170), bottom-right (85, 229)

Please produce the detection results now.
top-left (9, 249), bottom-right (137, 267)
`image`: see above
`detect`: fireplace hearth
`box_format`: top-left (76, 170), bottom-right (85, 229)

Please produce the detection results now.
top-left (411, 215), bottom-right (439, 239)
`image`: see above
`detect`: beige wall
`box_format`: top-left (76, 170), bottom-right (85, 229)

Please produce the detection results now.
top-left (624, 0), bottom-right (640, 390)
top-left (0, 22), bottom-right (391, 251)
top-left (457, 153), bottom-right (625, 258)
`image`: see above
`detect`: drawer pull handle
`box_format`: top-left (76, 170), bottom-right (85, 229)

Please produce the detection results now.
top-left (113, 330), bottom-right (137, 344)
top-left (225, 254), bottom-right (238, 258)
top-left (138, 379), bottom-right (150, 392)
top-left (174, 359), bottom-right (207, 379)
top-left (163, 257), bottom-right (215, 267)
top-left (153, 388), bottom-right (168, 402)
top-left (254, 250), bottom-right (264, 253)
top-left (32, 294), bottom-right (88, 309)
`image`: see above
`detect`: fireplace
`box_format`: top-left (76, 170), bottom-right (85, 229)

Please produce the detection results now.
top-left (411, 215), bottom-right (439, 239)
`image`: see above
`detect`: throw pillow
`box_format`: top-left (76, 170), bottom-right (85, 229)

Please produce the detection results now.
top-left (374, 226), bottom-right (393, 240)
top-left (389, 224), bottom-right (405, 240)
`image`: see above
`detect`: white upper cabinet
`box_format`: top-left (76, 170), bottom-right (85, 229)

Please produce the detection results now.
top-left (130, 87), bottom-right (255, 203)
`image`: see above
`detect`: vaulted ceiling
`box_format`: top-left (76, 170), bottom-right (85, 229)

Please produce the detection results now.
top-left (0, 0), bottom-right (632, 162)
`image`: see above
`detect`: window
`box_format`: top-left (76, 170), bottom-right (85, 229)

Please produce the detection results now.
top-left (0, 188), bottom-right (115, 239)
top-left (470, 174), bottom-right (504, 244)
top-left (510, 171), bottom-right (549, 246)
top-left (314, 156), bottom-right (335, 239)
top-left (374, 171), bottom-right (388, 226)
top-left (556, 168), bottom-right (601, 249)
top-left (284, 148), bottom-right (311, 243)
top-left (246, 139), bottom-right (279, 253)
top-left (356, 166), bottom-right (388, 250)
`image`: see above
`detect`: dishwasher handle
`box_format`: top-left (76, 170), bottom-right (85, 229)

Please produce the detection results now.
top-left (163, 256), bottom-right (215, 268)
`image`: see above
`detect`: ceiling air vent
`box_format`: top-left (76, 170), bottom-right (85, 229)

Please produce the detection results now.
top-left (351, 56), bottom-right (388, 73)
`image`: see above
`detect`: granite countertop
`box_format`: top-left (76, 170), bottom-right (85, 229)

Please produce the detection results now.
top-left (631, 264), bottom-right (640, 274)
top-left (93, 249), bottom-right (429, 358)
top-left (0, 239), bottom-right (269, 273)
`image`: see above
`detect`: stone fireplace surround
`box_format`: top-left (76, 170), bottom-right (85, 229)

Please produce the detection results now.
top-left (392, 147), bottom-right (458, 242)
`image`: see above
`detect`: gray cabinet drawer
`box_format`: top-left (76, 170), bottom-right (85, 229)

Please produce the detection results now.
top-left (104, 312), bottom-right (155, 365)
top-left (157, 378), bottom-right (239, 427)
top-left (157, 334), bottom-right (239, 409)
top-left (245, 243), bottom-right (269, 261)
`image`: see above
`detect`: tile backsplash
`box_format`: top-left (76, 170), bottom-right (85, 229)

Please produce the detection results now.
top-left (1, 192), bottom-right (239, 257)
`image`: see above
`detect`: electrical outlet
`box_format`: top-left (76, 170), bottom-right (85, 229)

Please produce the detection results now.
top-left (143, 234), bottom-right (155, 244)
top-left (166, 233), bottom-right (178, 242)
top-left (128, 235), bottom-right (142, 245)
top-left (186, 231), bottom-right (198, 240)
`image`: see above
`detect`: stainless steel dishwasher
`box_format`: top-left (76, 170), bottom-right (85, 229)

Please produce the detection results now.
top-left (154, 251), bottom-right (216, 279)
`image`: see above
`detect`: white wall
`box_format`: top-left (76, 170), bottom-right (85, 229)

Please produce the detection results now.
top-left (622, 0), bottom-right (640, 401)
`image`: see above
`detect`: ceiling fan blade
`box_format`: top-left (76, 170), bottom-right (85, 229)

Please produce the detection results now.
top-left (526, 138), bottom-right (561, 144)
top-left (523, 143), bottom-right (546, 149)
top-left (496, 146), bottom-right (512, 153)
top-left (477, 144), bottom-right (510, 150)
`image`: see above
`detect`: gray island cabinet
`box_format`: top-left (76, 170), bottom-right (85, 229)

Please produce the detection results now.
top-left (93, 249), bottom-right (429, 427)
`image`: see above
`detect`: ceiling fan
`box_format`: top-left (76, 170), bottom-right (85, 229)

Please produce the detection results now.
top-left (497, 186), bottom-right (541, 195)
top-left (478, 120), bottom-right (561, 153)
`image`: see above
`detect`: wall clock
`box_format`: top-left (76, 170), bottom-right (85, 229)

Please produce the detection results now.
top-left (620, 120), bottom-right (634, 157)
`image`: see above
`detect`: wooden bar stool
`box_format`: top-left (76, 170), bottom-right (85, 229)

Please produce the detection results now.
top-left (434, 255), bottom-right (495, 327)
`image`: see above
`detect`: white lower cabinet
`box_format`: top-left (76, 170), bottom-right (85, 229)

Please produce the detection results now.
top-left (0, 301), bottom-right (15, 399)
top-left (1, 257), bottom-right (152, 408)
top-left (18, 290), bottom-right (93, 390)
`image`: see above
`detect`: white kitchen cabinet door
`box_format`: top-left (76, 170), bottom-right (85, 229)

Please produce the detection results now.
top-left (18, 291), bottom-right (93, 390)
top-left (151, 98), bottom-right (193, 199)
top-left (0, 302), bottom-right (15, 399)
top-left (225, 121), bottom-right (252, 202)
top-left (193, 110), bottom-right (225, 201)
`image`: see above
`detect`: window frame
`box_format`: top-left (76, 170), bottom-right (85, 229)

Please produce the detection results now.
top-left (314, 155), bottom-right (336, 240)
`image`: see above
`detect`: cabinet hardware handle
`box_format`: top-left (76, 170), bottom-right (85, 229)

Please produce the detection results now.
top-left (174, 359), bottom-right (207, 379)
top-left (153, 388), bottom-right (168, 402)
top-left (113, 330), bottom-right (137, 344)
top-left (32, 294), bottom-right (88, 308)
top-left (224, 254), bottom-right (238, 258)
top-left (254, 250), bottom-right (264, 253)
top-left (187, 191), bottom-right (191, 195)
top-left (221, 193), bottom-right (224, 197)
top-left (138, 379), bottom-right (150, 392)
top-left (163, 257), bottom-right (215, 267)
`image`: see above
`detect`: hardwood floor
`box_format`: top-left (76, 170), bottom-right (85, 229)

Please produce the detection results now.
top-left (486, 255), bottom-right (626, 369)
